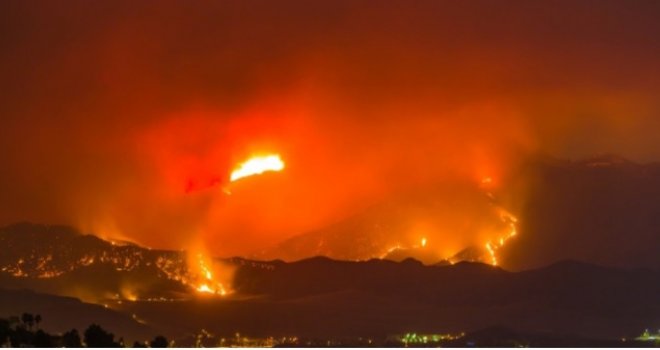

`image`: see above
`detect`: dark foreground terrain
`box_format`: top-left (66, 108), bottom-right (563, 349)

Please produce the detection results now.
top-left (1, 236), bottom-right (658, 345)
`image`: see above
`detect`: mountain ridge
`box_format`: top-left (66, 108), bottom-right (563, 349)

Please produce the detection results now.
top-left (0, 223), bottom-right (658, 341)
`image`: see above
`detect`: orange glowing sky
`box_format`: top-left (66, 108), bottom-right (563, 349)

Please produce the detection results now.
top-left (0, 0), bottom-right (659, 258)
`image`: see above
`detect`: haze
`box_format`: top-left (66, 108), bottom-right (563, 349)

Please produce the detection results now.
top-left (1, 0), bottom-right (659, 258)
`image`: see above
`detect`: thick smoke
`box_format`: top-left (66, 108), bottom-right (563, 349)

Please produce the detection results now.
top-left (1, 0), bottom-right (659, 257)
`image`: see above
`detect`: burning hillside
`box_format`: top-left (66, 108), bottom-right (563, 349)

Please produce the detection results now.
top-left (255, 177), bottom-right (521, 266)
top-left (254, 155), bottom-right (660, 270)
top-left (0, 223), bottom-right (242, 302)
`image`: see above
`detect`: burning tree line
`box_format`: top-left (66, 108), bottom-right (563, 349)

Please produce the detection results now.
top-left (0, 313), bottom-right (168, 348)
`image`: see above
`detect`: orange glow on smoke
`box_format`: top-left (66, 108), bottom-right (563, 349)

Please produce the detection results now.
top-left (230, 154), bottom-right (285, 182)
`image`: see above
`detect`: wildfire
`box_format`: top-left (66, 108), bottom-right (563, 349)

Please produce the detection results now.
top-left (479, 176), bottom-right (519, 266)
top-left (484, 208), bottom-right (519, 266)
top-left (192, 253), bottom-right (229, 295)
top-left (198, 254), bottom-right (213, 280)
top-left (230, 154), bottom-right (285, 182)
top-left (190, 153), bottom-right (284, 294)
top-left (196, 284), bottom-right (214, 294)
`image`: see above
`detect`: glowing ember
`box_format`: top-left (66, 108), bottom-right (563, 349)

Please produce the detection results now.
top-left (190, 253), bottom-right (230, 296)
top-left (478, 176), bottom-right (519, 266)
top-left (379, 244), bottom-right (403, 259)
top-left (230, 154), bottom-right (285, 182)
top-left (196, 284), bottom-right (214, 293)
top-left (484, 208), bottom-right (519, 266)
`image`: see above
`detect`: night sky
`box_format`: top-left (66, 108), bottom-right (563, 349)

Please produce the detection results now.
top-left (1, 0), bottom-right (660, 256)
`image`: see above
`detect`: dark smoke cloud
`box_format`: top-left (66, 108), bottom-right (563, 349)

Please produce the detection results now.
top-left (1, 0), bottom-right (659, 255)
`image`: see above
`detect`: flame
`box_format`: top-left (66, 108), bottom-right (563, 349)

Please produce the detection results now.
top-left (479, 176), bottom-right (519, 266)
top-left (198, 254), bottom-right (213, 280)
top-left (484, 208), bottom-right (518, 266)
top-left (120, 286), bottom-right (138, 301)
top-left (379, 244), bottom-right (403, 259)
top-left (188, 155), bottom-right (284, 294)
top-left (230, 154), bottom-right (285, 182)
top-left (196, 284), bottom-right (214, 294)
top-left (189, 252), bottom-right (231, 296)
top-left (421, 237), bottom-right (427, 247)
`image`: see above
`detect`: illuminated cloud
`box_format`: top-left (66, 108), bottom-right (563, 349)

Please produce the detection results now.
top-left (0, 1), bottom-right (659, 260)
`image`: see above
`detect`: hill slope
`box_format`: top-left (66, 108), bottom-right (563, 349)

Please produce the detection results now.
top-left (0, 288), bottom-right (155, 343)
top-left (257, 155), bottom-right (660, 270)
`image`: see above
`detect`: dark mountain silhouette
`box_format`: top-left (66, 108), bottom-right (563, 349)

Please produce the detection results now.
top-left (500, 154), bottom-right (660, 270)
top-left (109, 257), bottom-right (659, 341)
top-left (0, 288), bottom-right (155, 343)
top-left (0, 223), bottom-right (657, 343)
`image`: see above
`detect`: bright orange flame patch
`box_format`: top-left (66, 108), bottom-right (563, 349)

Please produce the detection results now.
top-left (189, 252), bottom-right (230, 296)
top-left (484, 209), bottom-right (518, 266)
top-left (230, 154), bottom-right (285, 182)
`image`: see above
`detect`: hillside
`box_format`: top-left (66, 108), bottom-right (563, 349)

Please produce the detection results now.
top-left (0, 288), bottom-right (155, 343)
top-left (257, 155), bottom-right (660, 270)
